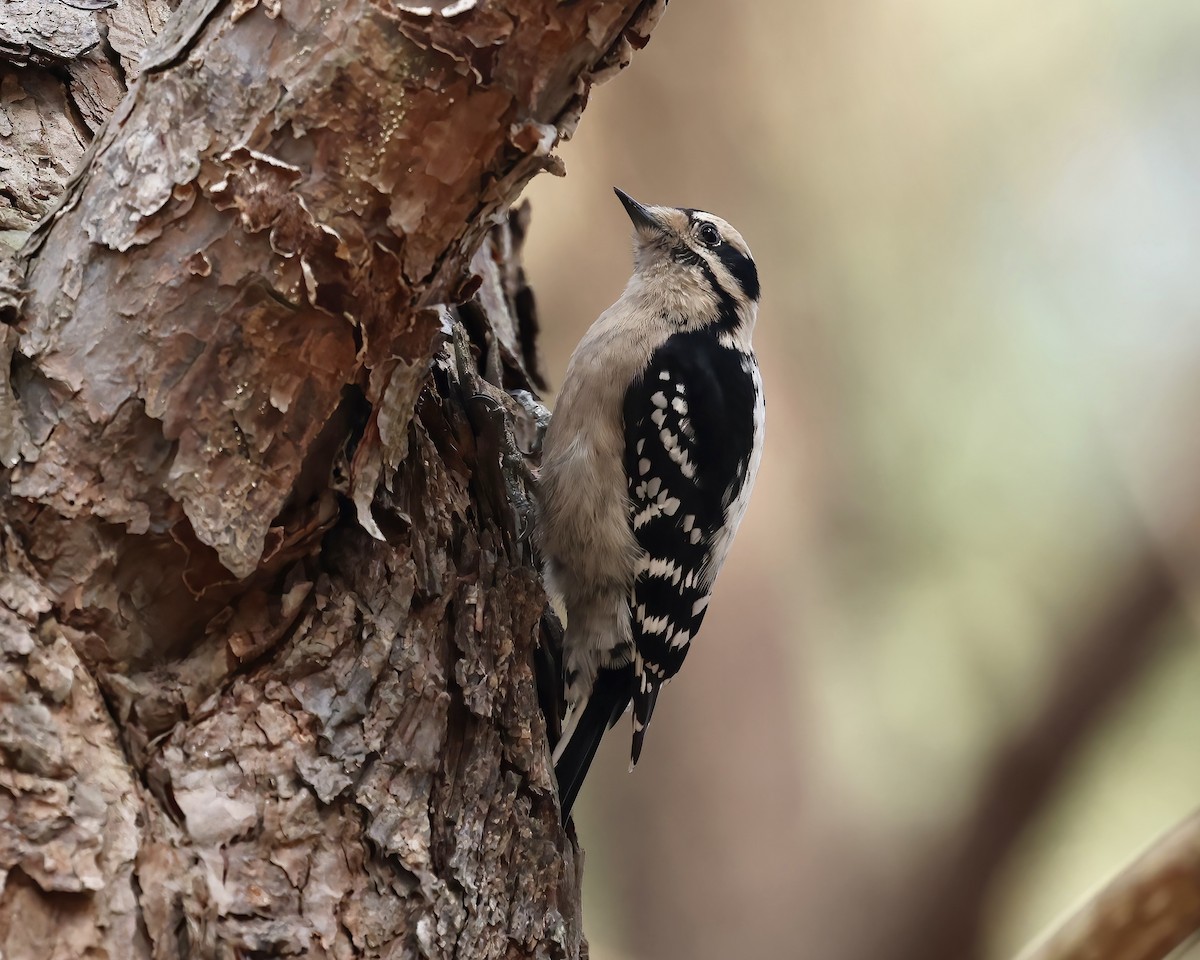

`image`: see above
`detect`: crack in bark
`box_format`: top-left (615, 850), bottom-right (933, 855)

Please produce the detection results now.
top-left (0, 1), bottom-right (665, 956)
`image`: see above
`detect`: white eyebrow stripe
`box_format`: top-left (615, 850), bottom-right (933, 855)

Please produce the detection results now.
top-left (686, 209), bottom-right (753, 260)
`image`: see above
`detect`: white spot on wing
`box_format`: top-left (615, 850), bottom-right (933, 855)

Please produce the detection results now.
top-left (645, 557), bottom-right (682, 583)
top-left (641, 615), bottom-right (669, 635)
top-left (633, 504), bottom-right (658, 528)
top-left (664, 439), bottom-right (695, 476)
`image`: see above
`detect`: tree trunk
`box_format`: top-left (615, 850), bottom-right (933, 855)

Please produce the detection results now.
top-left (0, 2), bottom-right (664, 957)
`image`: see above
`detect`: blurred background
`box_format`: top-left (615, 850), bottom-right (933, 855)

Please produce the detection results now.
top-left (521, 1), bottom-right (1200, 958)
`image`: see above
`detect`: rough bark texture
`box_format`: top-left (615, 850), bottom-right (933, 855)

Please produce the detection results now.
top-left (0, 0), bottom-right (173, 247)
top-left (0, 2), bottom-right (665, 957)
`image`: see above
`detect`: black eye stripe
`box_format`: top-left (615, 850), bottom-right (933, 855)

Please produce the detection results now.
top-left (676, 208), bottom-right (760, 303)
top-left (715, 244), bottom-right (760, 302)
top-left (695, 258), bottom-right (741, 328)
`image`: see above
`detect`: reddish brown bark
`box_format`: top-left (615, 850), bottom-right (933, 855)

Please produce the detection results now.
top-left (0, 2), bottom-right (666, 957)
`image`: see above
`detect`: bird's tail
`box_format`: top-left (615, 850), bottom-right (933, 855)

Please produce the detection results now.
top-left (553, 664), bottom-right (633, 820)
top-left (630, 668), bottom-right (662, 770)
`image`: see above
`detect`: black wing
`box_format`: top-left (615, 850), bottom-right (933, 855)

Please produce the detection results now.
top-left (622, 331), bottom-right (759, 764)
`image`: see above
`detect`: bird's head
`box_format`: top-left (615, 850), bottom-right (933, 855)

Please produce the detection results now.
top-left (615, 187), bottom-right (759, 339)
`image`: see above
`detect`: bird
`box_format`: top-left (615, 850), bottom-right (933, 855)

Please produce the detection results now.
top-left (536, 188), bottom-right (765, 818)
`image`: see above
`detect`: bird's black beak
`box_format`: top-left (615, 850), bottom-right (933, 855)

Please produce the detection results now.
top-left (614, 187), bottom-right (665, 234)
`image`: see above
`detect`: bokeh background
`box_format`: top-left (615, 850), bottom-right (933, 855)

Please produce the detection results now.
top-left (521, 2), bottom-right (1200, 958)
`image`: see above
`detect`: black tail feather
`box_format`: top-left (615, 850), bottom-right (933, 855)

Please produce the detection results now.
top-left (555, 665), bottom-right (633, 820)
top-left (630, 678), bottom-right (661, 768)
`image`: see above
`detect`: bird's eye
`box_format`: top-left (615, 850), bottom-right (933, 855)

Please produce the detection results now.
top-left (697, 222), bottom-right (721, 246)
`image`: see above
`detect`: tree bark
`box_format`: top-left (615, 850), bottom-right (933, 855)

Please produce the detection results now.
top-left (0, 2), bottom-right (665, 957)
top-left (1016, 807), bottom-right (1200, 960)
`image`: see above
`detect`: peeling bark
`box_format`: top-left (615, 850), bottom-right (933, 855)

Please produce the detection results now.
top-left (0, 0), bottom-right (173, 246)
top-left (0, 1), bottom-right (666, 957)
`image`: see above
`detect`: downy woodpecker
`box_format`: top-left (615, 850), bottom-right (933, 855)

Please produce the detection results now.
top-left (538, 188), bottom-right (765, 818)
